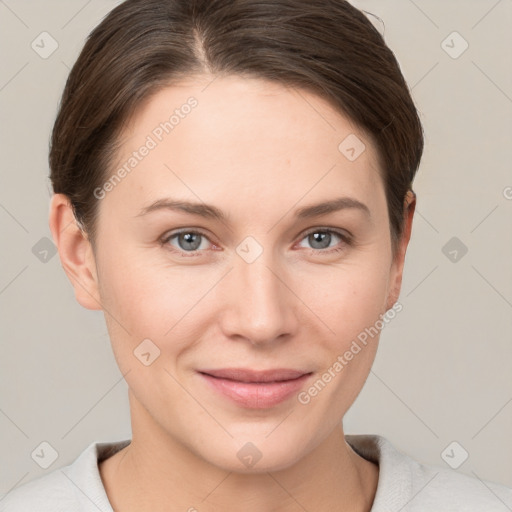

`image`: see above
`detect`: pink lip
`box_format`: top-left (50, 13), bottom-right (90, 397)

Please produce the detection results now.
top-left (197, 368), bottom-right (313, 409)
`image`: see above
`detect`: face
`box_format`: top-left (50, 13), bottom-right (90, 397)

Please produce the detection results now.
top-left (83, 75), bottom-right (408, 472)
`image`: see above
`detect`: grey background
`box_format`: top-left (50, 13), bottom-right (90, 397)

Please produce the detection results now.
top-left (1, 0), bottom-right (511, 496)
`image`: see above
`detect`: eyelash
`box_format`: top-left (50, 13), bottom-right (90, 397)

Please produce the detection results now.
top-left (159, 227), bottom-right (353, 258)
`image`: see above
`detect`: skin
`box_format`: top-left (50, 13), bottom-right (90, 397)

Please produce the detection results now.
top-left (49, 74), bottom-right (415, 512)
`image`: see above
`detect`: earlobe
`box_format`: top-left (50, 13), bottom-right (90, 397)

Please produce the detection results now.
top-left (385, 190), bottom-right (416, 311)
top-left (48, 194), bottom-right (102, 311)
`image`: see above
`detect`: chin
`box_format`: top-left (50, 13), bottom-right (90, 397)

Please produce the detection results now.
top-left (194, 426), bottom-right (312, 474)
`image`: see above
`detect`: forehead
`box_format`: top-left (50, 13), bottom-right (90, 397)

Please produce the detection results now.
top-left (102, 75), bottom-right (385, 219)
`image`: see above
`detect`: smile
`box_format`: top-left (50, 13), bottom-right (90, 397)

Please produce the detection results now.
top-left (197, 368), bottom-right (313, 409)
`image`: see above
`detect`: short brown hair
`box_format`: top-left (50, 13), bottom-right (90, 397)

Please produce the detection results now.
top-left (50, 0), bottom-right (423, 256)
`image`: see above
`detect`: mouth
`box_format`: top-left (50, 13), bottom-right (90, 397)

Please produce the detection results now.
top-left (197, 368), bottom-right (313, 408)
top-left (198, 367), bottom-right (311, 382)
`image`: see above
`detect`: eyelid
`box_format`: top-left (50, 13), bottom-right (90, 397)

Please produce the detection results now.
top-left (160, 228), bottom-right (217, 250)
top-left (299, 226), bottom-right (352, 242)
top-left (294, 226), bottom-right (353, 254)
top-left (160, 226), bottom-right (352, 256)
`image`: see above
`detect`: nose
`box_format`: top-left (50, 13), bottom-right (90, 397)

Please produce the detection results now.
top-left (218, 251), bottom-right (298, 347)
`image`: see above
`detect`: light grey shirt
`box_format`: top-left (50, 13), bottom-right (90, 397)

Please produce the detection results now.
top-left (1, 434), bottom-right (511, 511)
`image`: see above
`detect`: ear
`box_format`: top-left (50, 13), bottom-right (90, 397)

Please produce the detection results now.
top-left (385, 190), bottom-right (416, 311)
top-left (48, 194), bottom-right (102, 310)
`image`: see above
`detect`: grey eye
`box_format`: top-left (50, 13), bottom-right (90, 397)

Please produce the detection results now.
top-left (307, 231), bottom-right (333, 250)
top-left (165, 231), bottom-right (210, 252)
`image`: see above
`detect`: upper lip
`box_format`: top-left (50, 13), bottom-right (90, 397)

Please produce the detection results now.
top-left (198, 368), bottom-right (311, 383)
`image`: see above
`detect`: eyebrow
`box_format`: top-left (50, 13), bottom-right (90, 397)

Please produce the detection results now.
top-left (136, 196), bottom-right (371, 222)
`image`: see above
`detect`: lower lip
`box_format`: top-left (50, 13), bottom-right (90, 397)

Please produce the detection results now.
top-left (198, 372), bottom-right (312, 409)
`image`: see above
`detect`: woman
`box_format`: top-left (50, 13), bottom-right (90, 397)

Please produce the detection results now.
top-left (2, 0), bottom-right (511, 510)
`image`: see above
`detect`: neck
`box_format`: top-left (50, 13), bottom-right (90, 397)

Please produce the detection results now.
top-left (99, 392), bottom-right (378, 512)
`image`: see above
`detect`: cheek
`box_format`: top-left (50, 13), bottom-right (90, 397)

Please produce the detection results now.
top-left (294, 256), bottom-right (391, 345)
top-left (298, 262), bottom-right (390, 412)
top-left (97, 230), bottom-right (391, 361)
top-left (96, 244), bottom-right (216, 352)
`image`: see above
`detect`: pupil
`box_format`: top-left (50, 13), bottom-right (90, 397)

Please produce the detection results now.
top-left (311, 232), bottom-right (330, 249)
top-left (181, 233), bottom-right (200, 250)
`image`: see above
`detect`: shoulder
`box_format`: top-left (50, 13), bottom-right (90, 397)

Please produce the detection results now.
top-left (409, 459), bottom-right (512, 511)
top-left (0, 439), bottom-right (130, 512)
top-left (346, 434), bottom-right (512, 512)
top-left (1, 469), bottom-right (75, 512)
